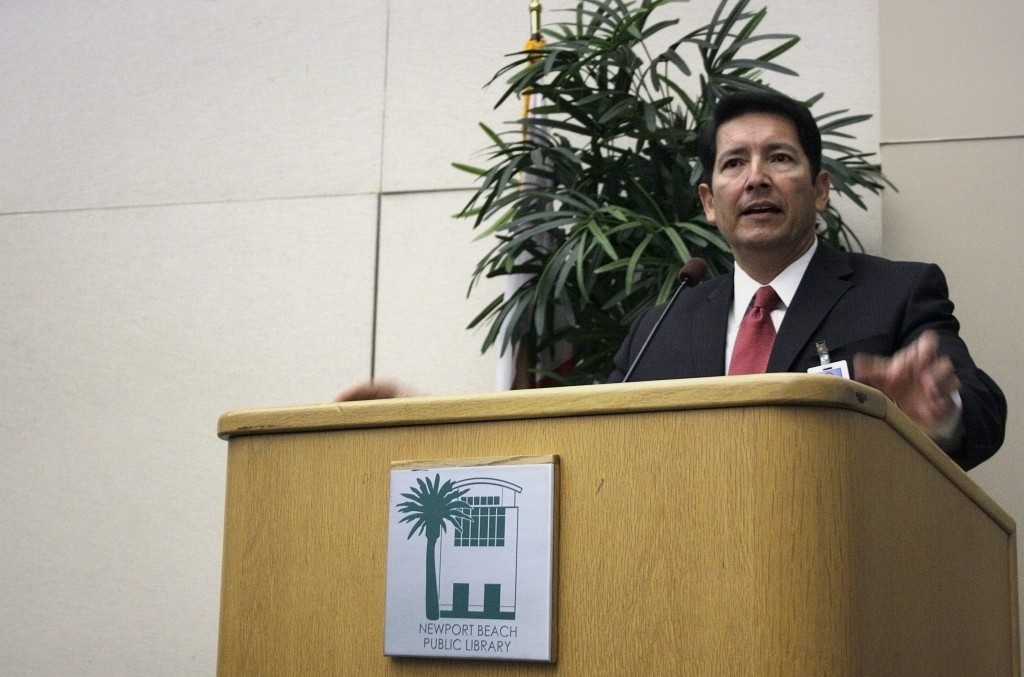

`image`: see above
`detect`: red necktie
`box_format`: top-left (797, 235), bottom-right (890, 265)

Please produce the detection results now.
top-left (729, 285), bottom-right (780, 375)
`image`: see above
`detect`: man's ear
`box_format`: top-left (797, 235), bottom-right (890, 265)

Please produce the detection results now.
top-left (698, 183), bottom-right (716, 223)
top-left (814, 170), bottom-right (831, 212)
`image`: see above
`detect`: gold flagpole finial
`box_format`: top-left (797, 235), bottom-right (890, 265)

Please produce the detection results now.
top-left (523, 0), bottom-right (545, 127)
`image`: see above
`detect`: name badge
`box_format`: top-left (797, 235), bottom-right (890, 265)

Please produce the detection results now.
top-left (807, 340), bottom-right (850, 378)
top-left (807, 360), bottom-right (850, 378)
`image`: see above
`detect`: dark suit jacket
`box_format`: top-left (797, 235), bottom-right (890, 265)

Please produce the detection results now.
top-left (609, 241), bottom-right (1006, 470)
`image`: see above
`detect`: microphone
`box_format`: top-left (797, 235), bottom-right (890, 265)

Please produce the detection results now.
top-left (621, 257), bottom-right (707, 382)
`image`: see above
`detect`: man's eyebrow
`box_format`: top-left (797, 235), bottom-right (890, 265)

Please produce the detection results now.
top-left (716, 145), bottom-right (748, 161)
top-left (718, 141), bottom-right (802, 161)
top-left (765, 141), bottom-right (802, 154)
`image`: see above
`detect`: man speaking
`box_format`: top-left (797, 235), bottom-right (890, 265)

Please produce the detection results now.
top-left (611, 91), bottom-right (1005, 471)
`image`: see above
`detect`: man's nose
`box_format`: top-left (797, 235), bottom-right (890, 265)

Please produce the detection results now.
top-left (744, 160), bottom-right (770, 189)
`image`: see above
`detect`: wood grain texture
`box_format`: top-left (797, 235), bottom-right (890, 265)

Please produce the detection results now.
top-left (217, 376), bottom-right (1018, 675)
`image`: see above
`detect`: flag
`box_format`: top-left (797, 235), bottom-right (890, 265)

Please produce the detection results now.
top-left (495, 1), bottom-right (575, 390)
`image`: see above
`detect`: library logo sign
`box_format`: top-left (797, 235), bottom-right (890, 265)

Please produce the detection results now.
top-left (383, 457), bottom-right (557, 662)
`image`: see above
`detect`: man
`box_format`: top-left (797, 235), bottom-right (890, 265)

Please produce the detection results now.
top-left (610, 91), bottom-right (1005, 471)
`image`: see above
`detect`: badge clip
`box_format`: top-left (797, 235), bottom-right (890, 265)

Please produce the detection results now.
top-left (807, 340), bottom-right (850, 378)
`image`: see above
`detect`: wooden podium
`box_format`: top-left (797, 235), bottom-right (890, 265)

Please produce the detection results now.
top-left (216, 374), bottom-right (1020, 675)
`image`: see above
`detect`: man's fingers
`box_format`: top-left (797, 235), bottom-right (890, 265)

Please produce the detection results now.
top-left (908, 330), bottom-right (941, 370)
top-left (852, 352), bottom-right (886, 386)
top-left (927, 355), bottom-right (960, 398)
top-left (334, 379), bottom-right (417, 402)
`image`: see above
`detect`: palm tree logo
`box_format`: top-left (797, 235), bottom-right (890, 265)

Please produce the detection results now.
top-left (397, 473), bottom-right (472, 620)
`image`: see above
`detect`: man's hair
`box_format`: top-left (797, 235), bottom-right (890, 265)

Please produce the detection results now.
top-left (697, 91), bottom-right (822, 184)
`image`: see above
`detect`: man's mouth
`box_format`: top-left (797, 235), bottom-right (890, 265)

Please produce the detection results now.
top-left (740, 202), bottom-right (782, 216)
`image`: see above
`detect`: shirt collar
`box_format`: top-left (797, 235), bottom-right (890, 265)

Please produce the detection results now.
top-left (732, 238), bottom-right (818, 313)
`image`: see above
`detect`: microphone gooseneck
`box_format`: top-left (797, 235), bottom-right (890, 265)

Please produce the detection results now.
top-left (621, 257), bottom-right (707, 383)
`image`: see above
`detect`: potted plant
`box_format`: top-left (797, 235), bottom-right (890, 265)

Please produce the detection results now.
top-left (455, 0), bottom-right (891, 386)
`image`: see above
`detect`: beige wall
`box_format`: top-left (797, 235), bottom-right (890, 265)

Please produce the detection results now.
top-left (12, 0), bottom-right (999, 674)
top-left (879, 0), bottom-right (1024, 651)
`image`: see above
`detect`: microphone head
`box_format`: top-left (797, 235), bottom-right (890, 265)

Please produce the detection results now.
top-left (677, 257), bottom-right (708, 286)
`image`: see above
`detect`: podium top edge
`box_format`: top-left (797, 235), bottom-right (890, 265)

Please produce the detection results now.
top-left (217, 374), bottom-right (1015, 533)
top-left (218, 373), bottom-right (886, 440)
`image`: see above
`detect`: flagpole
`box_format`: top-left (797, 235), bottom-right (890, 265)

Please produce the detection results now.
top-left (496, 2), bottom-right (547, 390)
top-left (517, 2), bottom-right (573, 387)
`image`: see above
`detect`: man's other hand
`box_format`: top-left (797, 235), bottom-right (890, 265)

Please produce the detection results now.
top-left (334, 379), bottom-right (419, 402)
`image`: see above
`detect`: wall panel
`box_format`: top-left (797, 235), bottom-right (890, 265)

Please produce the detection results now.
top-left (375, 190), bottom-right (504, 395)
top-left (881, 0), bottom-right (1024, 140)
top-left (0, 195), bottom-right (376, 675)
top-left (0, 2), bottom-right (387, 212)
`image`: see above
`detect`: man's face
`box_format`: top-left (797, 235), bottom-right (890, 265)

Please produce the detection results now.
top-left (698, 112), bottom-right (830, 259)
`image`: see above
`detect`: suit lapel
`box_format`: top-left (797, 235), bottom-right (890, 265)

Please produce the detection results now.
top-left (768, 243), bottom-right (854, 372)
top-left (689, 273), bottom-right (732, 377)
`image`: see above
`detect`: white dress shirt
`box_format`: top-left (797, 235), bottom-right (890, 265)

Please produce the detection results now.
top-left (724, 239), bottom-right (818, 374)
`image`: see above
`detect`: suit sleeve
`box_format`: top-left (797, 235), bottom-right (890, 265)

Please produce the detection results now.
top-left (607, 313), bottom-right (647, 383)
top-left (900, 264), bottom-right (1006, 470)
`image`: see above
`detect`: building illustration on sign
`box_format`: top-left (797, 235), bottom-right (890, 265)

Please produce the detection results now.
top-left (396, 474), bottom-right (522, 621)
top-left (438, 478), bottom-right (521, 621)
